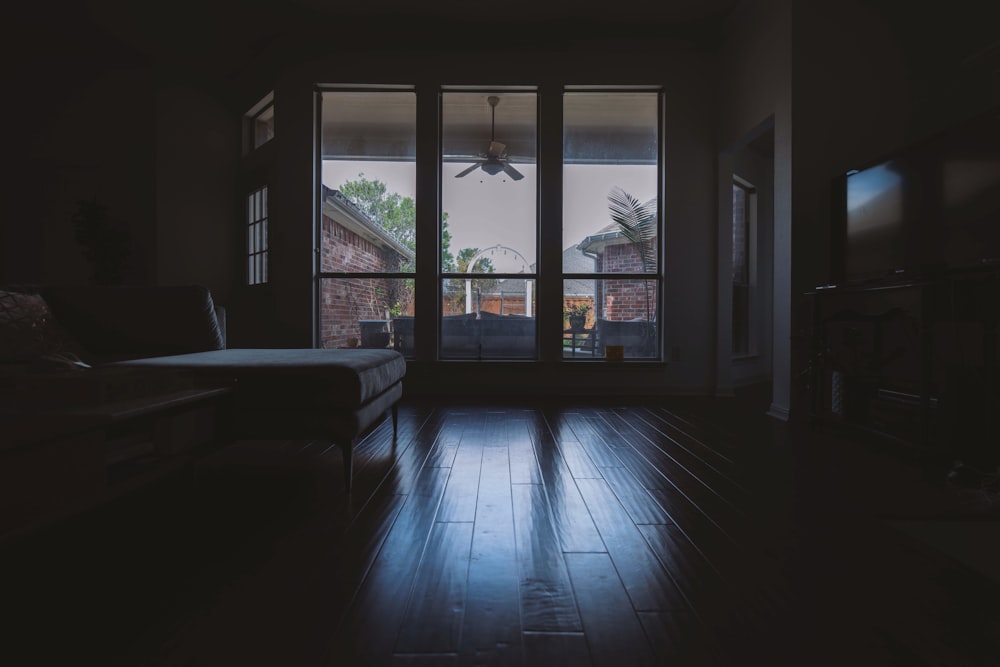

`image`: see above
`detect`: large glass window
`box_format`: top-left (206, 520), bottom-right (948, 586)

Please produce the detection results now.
top-left (562, 91), bottom-right (661, 359)
top-left (440, 91), bottom-right (538, 359)
top-left (314, 86), bottom-right (662, 362)
top-left (318, 90), bottom-right (416, 353)
top-left (732, 178), bottom-right (755, 356)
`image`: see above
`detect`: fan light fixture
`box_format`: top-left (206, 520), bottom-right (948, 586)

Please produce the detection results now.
top-left (455, 96), bottom-right (524, 181)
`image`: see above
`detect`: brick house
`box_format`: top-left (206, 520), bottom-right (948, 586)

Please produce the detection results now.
top-left (578, 224), bottom-right (658, 322)
top-left (319, 186), bottom-right (414, 348)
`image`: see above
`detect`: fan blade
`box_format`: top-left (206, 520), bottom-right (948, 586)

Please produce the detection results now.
top-left (454, 162), bottom-right (482, 178)
top-left (502, 162), bottom-right (524, 181)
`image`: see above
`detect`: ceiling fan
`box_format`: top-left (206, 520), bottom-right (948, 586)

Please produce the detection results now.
top-left (454, 96), bottom-right (524, 181)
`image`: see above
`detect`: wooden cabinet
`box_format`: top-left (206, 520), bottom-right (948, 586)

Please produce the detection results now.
top-left (806, 271), bottom-right (999, 467)
top-left (1, 386), bottom-right (231, 542)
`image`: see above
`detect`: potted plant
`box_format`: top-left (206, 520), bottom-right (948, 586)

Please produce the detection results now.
top-left (564, 303), bottom-right (591, 330)
top-left (355, 283), bottom-right (392, 348)
top-left (607, 186), bottom-right (657, 355)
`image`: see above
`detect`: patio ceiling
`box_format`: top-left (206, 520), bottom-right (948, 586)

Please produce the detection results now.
top-left (321, 91), bottom-right (658, 165)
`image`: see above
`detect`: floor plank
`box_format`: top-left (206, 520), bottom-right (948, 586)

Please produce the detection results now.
top-left (394, 520), bottom-right (475, 654)
top-left (565, 552), bottom-right (656, 667)
top-left (460, 442), bottom-right (524, 666)
top-left (511, 482), bottom-right (583, 632)
top-left (575, 477), bottom-right (688, 612)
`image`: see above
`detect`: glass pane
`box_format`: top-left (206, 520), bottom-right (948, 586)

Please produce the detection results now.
top-left (733, 184), bottom-right (748, 283)
top-left (319, 278), bottom-right (416, 356)
top-left (442, 92), bottom-right (537, 274)
top-left (320, 91), bottom-right (417, 273)
top-left (563, 92), bottom-right (658, 274)
top-left (564, 278), bottom-right (657, 359)
top-left (441, 278), bottom-right (535, 359)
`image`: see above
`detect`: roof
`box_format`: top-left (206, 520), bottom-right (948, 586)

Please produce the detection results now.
top-left (479, 246), bottom-right (596, 297)
top-left (321, 185), bottom-right (415, 261)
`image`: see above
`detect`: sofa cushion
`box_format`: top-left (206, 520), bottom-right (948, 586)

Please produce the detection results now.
top-left (111, 348), bottom-right (406, 410)
top-left (0, 290), bottom-right (88, 363)
top-left (41, 285), bottom-right (225, 359)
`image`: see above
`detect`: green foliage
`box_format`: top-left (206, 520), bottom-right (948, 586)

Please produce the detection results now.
top-left (608, 186), bottom-right (657, 327)
top-left (340, 174), bottom-right (415, 253)
top-left (564, 303), bottom-right (591, 318)
top-left (607, 186), bottom-right (657, 273)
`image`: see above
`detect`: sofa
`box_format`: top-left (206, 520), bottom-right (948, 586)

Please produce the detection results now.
top-left (0, 285), bottom-right (405, 491)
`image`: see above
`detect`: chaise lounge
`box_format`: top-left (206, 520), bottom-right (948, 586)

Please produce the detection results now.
top-left (1, 285), bottom-right (405, 491)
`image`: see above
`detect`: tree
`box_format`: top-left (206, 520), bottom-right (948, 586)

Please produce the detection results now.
top-left (339, 175), bottom-right (415, 255)
top-left (340, 174), bottom-right (495, 315)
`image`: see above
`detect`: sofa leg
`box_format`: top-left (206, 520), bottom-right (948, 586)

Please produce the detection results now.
top-left (391, 404), bottom-right (399, 435)
top-left (341, 439), bottom-right (354, 492)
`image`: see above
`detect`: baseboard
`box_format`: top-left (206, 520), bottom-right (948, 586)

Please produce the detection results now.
top-left (767, 402), bottom-right (790, 421)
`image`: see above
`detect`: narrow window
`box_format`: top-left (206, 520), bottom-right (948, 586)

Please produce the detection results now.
top-left (247, 186), bottom-right (268, 285)
top-left (732, 178), bottom-right (755, 356)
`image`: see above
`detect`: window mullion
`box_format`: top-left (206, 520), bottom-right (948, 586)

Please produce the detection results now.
top-left (414, 83), bottom-right (440, 361)
top-left (538, 83), bottom-right (564, 362)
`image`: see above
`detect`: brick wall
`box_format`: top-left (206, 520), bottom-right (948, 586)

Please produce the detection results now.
top-left (319, 213), bottom-right (403, 348)
top-left (595, 242), bottom-right (658, 322)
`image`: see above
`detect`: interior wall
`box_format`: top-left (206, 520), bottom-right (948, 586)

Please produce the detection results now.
top-left (717, 0), bottom-right (792, 418)
top-left (3, 5), bottom-right (157, 287)
top-left (155, 84), bottom-right (240, 307)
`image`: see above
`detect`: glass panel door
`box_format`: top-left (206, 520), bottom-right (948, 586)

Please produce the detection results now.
top-left (441, 91), bottom-right (538, 359)
top-left (562, 91), bottom-right (660, 359)
top-left (318, 90), bottom-right (417, 353)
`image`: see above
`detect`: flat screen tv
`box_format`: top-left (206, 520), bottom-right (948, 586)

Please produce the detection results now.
top-left (836, 106), bottom-right (1000, 285)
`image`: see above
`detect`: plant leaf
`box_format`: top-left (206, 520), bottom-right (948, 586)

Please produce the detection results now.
top-left (607, 186), bottom-right (657, 272)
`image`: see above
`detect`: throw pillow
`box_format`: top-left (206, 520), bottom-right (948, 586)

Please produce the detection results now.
top-left (0, 290), bottom-right (88, 364)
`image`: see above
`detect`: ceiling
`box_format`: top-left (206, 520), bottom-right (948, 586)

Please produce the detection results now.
top-left (64, 0), bottom-right (742, 79)
top-left (284, 0), bottom-right (741, 24)
top-left (321, 90), bottom-right (661, 164)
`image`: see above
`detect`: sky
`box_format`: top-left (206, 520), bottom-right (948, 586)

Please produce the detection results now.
top-left (322, 161), bottom-right (657, 272)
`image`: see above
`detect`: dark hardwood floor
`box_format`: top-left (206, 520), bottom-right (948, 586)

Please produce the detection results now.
top-left (4, 384), bottom-right (999, 666)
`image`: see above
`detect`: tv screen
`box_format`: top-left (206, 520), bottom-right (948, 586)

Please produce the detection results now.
top-left (843, 155), bottom-right (933, 282)
top-left (837, 107), bottom-right (1000, 284)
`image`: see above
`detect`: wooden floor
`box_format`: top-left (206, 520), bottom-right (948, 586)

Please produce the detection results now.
top-left (4, 386), bottom-right (999, 666)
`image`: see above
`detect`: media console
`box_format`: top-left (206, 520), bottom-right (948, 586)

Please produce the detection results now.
top-left (806, 269), bottom-right (999, 470)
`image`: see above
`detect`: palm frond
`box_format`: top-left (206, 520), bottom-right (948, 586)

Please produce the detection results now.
top-left (607, 185), bottom-right (657, 273)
